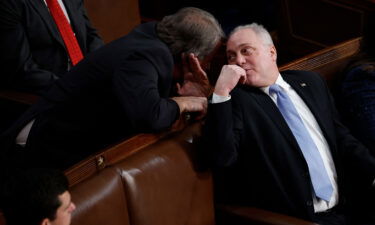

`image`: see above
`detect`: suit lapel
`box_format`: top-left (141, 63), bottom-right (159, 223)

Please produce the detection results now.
top-left (62, 0), bottom-right (86, 51)
top-left (249, 88), bottom-right (303, 152)
top-left (30, 0), bottom-right (65, 47)
top-left (283, 74), bottom-right (335, 150)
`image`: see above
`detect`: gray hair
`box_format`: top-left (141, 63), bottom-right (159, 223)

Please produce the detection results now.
top-left (229, 23), bottom-right (274, 46)
top-left (156, 7), bottom-right (225, 60)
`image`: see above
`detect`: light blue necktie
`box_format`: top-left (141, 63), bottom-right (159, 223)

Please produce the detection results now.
top-left (269, 84), bottom-right (333, 201)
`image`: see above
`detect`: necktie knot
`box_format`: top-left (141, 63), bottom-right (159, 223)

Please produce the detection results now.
top-left (269, 84), bottom-right (282, 95)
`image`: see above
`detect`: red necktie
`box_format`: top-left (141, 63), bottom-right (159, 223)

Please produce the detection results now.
top-left (46, 0), bottom-right (84, 65)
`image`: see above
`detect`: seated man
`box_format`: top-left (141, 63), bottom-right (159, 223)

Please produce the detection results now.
top-left (0, 7), bottom-right (224, 169)
top-left (0, 0), bottom-right (104, 95)
top-left (0, 168), bottom-right (75, 225)
top-left (204, 23), bottom-right (375, 224)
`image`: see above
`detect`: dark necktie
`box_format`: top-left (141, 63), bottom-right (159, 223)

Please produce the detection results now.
top-left (46, 0), bottom-right (84, 65)
top-left (269, 84), bottom-right (333, 201)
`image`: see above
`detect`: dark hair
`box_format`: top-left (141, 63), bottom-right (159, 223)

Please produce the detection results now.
top-left (346, 13), bottom-right (375, 72)
top-left (156, 7), bottom-right (225, 62)
top-left (0, 168), bottom-right (69, 225)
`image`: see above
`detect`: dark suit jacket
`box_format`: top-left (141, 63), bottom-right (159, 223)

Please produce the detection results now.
top-left (0, 0), bottom-right (103, 94)
top-left (0, 22), bottom-right (180, 169)
top-left (204, 70), bottom-right (375, 221)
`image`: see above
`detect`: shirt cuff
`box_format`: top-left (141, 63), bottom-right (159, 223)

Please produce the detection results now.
top-left (211, 93), bottom-right (231, 103)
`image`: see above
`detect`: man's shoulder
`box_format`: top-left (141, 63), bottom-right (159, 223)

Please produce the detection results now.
top-left (281, 69), bottom-right (319, 77)
top-left (281, 70), bottom-right (324, 83)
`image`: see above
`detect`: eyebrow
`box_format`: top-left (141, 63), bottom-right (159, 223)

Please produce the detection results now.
top-left (226, 43), bottom-right (253, 54)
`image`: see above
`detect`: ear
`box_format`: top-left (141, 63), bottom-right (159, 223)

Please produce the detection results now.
top-left (40, 218), bottom-right (51, 225)
top-left (270, 46), bottom-right (277, 62)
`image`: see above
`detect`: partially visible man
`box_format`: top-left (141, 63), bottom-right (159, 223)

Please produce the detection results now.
top-left (204, 23), bottom-right (375, 224)
top-left (0, 0), bottom-right (104, 95)
top-left (0, 7), bottom-right (224, 169)
top-left (0, 168), bottom-right (75, 225)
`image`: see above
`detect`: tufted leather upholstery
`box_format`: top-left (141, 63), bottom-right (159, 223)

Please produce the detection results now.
top-left (70, 126), bottom-right (215, 225)
top-left (70, 167), bottom-right (130, 225)
top-left (117, 136), bottom-right (214, 225)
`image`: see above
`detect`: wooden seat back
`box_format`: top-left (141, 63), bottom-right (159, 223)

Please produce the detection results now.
top-left (84, 0), bottom-right (141, 43)
top-left (279, 37), bottom-right (360, 88)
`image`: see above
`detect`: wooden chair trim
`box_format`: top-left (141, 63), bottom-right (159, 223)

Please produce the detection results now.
top-left (65, 114), bottom-right (192, 186)
top-left (279, 37), bottom-right (361, 71)
top-left (0, 90), bottom-right (38, 105)
top-left (65, 132), bottom-right (167, 186)
top-left (218, 205), bottom-right (318, 225)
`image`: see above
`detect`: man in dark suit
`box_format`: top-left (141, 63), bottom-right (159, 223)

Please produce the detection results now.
top-left (1, 168), bottom-right (75, 225)
top-left (0, 7), bottom-right (224, 169)
top-left (204, 23), bottom-right (375, 224)
top-left (0, 0), bottom-right (103, 95)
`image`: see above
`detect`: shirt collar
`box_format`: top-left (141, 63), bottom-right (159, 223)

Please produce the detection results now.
top-left (260, 74), bottom-right (291, 95)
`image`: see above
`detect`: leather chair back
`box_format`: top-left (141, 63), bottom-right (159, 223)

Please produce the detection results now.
top-left (116, 134), bottom-right (215, 225)
top-left (71, 168), bottom-right (130, 225)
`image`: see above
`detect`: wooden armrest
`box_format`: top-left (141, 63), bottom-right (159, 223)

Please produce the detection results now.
top-left (0, 211), bottom-right (5, 225)
top-left (0, 90), bottom-right (38, 105)
top-left (216, 205), bottom-right (318, 225)
top-left (65, 132), bottom-right (166, 186)
top-left (65, 115), bottom-right (198, 187)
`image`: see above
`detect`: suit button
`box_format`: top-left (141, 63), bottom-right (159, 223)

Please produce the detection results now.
top-left (306, 201), bottom-right (313, 206)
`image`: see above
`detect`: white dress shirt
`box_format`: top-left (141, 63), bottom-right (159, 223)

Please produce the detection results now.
top-left (212, 74), bottom-right (339, 212)
top-left (43, 0), bottom-right (71, 23)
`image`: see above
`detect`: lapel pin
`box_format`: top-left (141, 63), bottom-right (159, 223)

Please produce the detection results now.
top-left (300, 83), bottom-right (307, 87)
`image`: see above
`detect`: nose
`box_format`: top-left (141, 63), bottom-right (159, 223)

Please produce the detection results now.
top-left (235, 54), bottom-right (246, 66)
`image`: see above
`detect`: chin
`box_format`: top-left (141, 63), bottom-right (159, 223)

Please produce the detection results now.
top-left (245, 74), bottom-right (259, 85)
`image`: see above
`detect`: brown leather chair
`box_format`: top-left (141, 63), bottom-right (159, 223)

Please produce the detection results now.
top-left (70, 168), bottom-right (130, 225)
top-left (70, 124), bottom-right (215, 225)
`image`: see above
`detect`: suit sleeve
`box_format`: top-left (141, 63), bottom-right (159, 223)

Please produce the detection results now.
top-left (112, 52), bottom-right (180, 132)
top-left (340, 68), bottom-right (375, 153)
top-left (317, 73), bottom-right (375, 185)
top-left (79, 0), bottom-right (103, 52)
top-left (0, 0), bottom-right (58, 94)
top-left (203, 91), bottom-right (244, 168)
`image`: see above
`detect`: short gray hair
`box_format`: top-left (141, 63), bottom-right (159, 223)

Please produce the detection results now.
top-left (156, 7), bottom-right (225, 60)
top-left (229, 23), bottom-right (274, 46)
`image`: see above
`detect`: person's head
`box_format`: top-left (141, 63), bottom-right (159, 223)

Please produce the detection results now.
top-left (156, 7), bottom-right (225, 64)
top-left (0, 168), bottom-right (75, 225)
top-left (226, 23), bottom-right (279, 87)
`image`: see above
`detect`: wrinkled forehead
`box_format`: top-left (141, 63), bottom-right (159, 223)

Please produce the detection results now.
top-left (226, 28), bottom-right (259, 52)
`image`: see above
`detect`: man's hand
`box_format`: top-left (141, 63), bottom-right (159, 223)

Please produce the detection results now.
top-left (176, 53), bottom-right (212, 97)
top-left (214, 65), bottom-right (247, 97)
top-left (171, 96), bottom-right (207, 120)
